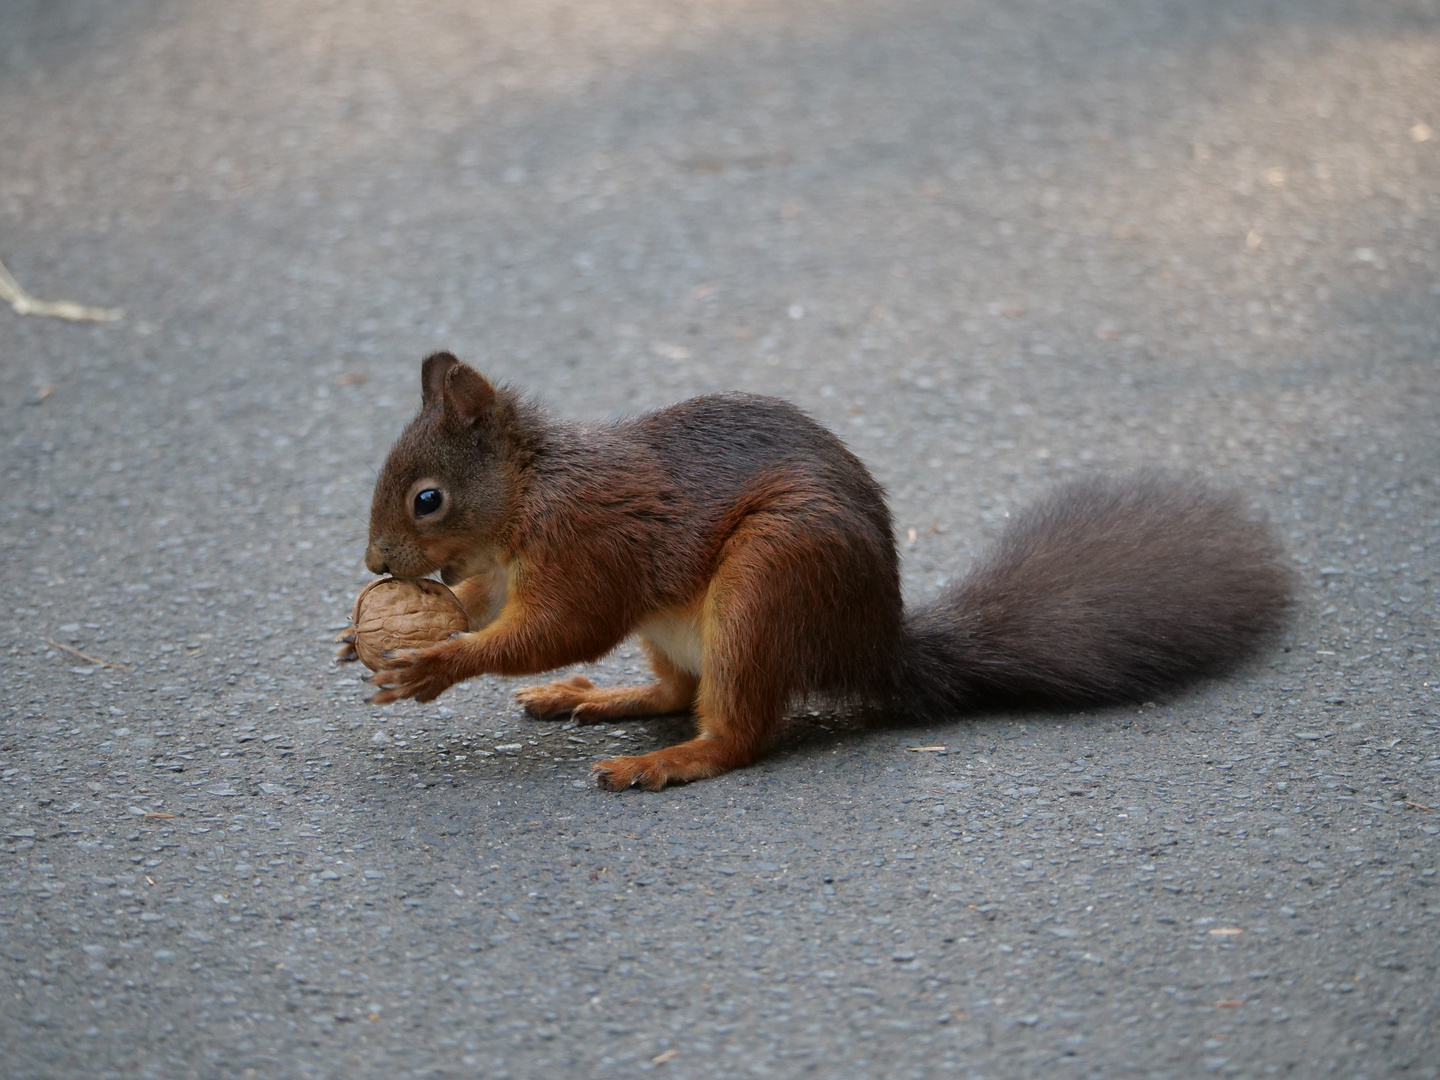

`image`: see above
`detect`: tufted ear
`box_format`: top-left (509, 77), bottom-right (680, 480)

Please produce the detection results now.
top-left (420, 352), bottom-right (461, 407)
top-left (443, 360), bottom-right (497, 425)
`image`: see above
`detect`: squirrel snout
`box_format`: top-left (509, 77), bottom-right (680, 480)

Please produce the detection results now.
top-left (365, 541), bottom-right (392, 576)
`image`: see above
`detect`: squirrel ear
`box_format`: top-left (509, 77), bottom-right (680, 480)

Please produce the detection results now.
top-left (443, 361), bottom-right (497, 425)
top-left (421, 352), bottom-right (461, 406)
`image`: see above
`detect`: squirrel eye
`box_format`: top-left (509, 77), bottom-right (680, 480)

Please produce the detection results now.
top-left (413, 488), bottom-right (444, 518)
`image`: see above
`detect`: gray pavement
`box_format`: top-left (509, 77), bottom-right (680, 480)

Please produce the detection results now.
top-left (2, 0), bottom-right (1438, 1076)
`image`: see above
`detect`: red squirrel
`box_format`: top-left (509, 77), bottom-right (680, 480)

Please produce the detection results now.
top-left (354, 352), bottom-right (1294, 790)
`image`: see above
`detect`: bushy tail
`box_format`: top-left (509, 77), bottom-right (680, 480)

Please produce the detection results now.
top-left (896, 474), bottom-right (1296, 716)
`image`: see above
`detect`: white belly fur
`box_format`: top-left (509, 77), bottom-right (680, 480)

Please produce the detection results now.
top-left (637, 609), bottom-right (704, 676)
top-left (484, 562), bottom-right (510, 624)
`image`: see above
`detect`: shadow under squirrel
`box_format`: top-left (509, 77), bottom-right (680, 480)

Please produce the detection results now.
top-left (358, 352), bottom-right (1295, 790)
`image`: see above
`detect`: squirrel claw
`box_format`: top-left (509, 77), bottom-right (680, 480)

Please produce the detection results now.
top-left (334, 635), bottom-right (359, 664)
top-left (570, 702), bottom-right (611, 725)
top-left (590, 764), bottom-right (628, 791)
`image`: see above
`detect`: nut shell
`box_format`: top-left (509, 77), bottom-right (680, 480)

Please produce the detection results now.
top-left (349, 578), bottom-right (469, 671)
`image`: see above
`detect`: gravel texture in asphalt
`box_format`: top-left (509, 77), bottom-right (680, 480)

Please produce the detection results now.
top-left (2, 1), bottom-right (1438, 1077)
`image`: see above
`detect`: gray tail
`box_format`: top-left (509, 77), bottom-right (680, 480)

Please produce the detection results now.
top-left (896, 474), bottom-right (1296, 715)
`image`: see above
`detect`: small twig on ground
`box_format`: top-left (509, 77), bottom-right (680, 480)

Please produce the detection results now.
top-left (0, 256), bottom-right (124, 322)
top-left (45, 638), bottom-right (131, 672)
top-left (1406, 800), bottom-right (1435, 813)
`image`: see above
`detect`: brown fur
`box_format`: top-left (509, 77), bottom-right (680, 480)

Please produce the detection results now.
top-left (360, 353), bottom-right (1295, 790)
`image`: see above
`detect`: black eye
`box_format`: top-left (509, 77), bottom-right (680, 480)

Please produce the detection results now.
top-left (413, 488), bottom-right (444, 518)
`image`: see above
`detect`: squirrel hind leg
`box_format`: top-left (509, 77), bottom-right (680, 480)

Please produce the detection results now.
top-left (590, 673), bottom-right (781, 790)
top-left (594, 546), bottom-right (799, 790)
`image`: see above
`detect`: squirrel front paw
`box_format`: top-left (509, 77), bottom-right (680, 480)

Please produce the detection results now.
top-left (368, 639), bottom-right (466, 704)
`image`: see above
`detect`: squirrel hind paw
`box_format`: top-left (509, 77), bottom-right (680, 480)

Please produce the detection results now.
top-left (592, 756), bottom-right (660, 791)
top-left (515, 675), bottom-right (597, 720)
top-left (592, 741), bottom-right (746, 792)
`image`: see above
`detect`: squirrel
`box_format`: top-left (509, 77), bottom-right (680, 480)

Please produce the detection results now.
top-left (355, 351), bottom-right (1295, 790)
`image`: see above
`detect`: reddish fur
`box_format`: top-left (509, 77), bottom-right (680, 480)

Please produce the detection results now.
top-left (516, 640), bottom-right (698, 725)
top-left (362, 354), bottom-right (1294, 790)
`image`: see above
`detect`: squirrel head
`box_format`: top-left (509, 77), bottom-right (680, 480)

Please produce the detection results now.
top-left (366, 352), bottom-right (516, 581)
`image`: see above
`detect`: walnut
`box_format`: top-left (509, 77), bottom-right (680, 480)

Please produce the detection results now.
top-left (340, 577), bottom-right (469, 671)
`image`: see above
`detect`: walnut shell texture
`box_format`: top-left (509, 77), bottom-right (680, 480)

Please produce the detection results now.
top-left (350, 577), bottom-right (469, 671)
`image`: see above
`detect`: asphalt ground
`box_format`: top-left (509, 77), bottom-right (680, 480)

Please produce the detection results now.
top-left (1, 1), bottom-right (1438, 1077)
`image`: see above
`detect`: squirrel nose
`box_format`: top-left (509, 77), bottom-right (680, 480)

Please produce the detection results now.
top-left (365, 542), bottom-right (391, 577)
